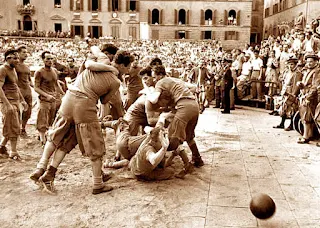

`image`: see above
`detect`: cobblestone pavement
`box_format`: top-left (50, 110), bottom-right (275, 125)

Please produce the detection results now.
top-left (196, 106), bottom-right (320, 228)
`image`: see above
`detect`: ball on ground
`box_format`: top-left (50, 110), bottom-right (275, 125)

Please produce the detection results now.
top-left (250, 193), bottom-right (276, 219)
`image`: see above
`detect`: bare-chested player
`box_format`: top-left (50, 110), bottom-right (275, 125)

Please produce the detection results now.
top-left (15, 45), bottom-right (33, 136)
top-left (30, 50), bottom-right (134, 195)
top-left (34, 51), bottom-right (65, 146)
top-left (0, 49), bottom-right (28, 159)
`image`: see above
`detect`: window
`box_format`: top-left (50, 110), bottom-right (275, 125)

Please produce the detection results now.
top-left (54, 0), bottom-right (61, 8)
top-left (92, 0), bottom-right (99, 11)
top-left (273, 4), bottom-right (278, 14)
top-left (225, 31), bottom-right (238, 40)
top-left (129, 0), bottom-right (136, 11)
top-left (178, 9), bottom-right (186, 25)
top-left (265, 8), bottom-right (270, 17)
top-left (228, 10), bottom-right (237, 25)
top-left (92, 26), bottom-right (100, 38)
top-left (204, 31), bottom-right (212, 39)
top-left (23, 15), bottom-right (32, 31)
top-left (75, 0), bottom-right (81, 10)
top-left (152, 9), bottom-right (160, 24)
top-left (18, 20), bottom-right (22, 30)
top-left (177, 31), bottom-right (186, 39)
top-left (23, 0), bottom-right (30, 5)
top-left (75, 25), bottom-right (82, 36)
top-left (112, 0), bottom-right (118, 11)
top-left (55, 23), bottom-right (62, 32)
top-left (111, 26), bottom-right (119, 38)
top-left (205, 10), bottom-right (212, 25)
top-left (129, 27), bottom-right (137, 39)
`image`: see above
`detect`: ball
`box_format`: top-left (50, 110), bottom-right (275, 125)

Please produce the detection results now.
top-left (250, 193), bottom-right (276, 219)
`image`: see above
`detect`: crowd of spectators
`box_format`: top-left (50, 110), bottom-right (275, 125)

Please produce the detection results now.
top-left (1, 21), bottom-right (320, 143)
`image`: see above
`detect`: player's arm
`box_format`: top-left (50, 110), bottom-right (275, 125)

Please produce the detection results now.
top-left (85, 59), bottom-right (119, 75)
top-left (0, 68), bottom-right (13, 110)
top-left (146, 133), bottom-right (169, 167)
top-left (146, 89), bottom-right (161, 104)
top-left (145, 100), bottom-right (161, 126)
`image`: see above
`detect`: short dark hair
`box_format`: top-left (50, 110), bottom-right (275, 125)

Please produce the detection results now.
top-left (4, 49), bottom-right (18, 60)
top-left (149, 57), bottom-right (162, 66)
top-left (101, 43), bottom-right (118, 55)
top-left (114, 50), bottom-right (134, 67)
top-left (153, 65), bottom-right (166, 76)
top-left (41, 51), bottom-right (51, 60)
top-left (16, 45), bottom-right (27, 53)
top-left (139, 66), bottom-right (152, 77)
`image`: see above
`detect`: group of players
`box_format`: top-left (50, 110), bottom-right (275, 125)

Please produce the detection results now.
top-left (1, 42), bottom-right (227, 195)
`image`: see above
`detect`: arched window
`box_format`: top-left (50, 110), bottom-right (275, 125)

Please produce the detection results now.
top-left (228, 10), bottom-right (237, 25)
top-left (23, 15), bottom-right (32, 31)
top-left (205, 10), bottom-right (212, 21)
top-left (23, 0), bottom-right (30, 5)
top-left (152, 9), bottom-right (159, 24)
top-left (178, 9), bottom-right (186, 25)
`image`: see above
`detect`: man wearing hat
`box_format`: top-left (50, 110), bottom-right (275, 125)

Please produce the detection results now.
top-left (296, 53), bottom-right (320, 143)
top-left (273, 56), bottom-right (302, 130)
top-left (221, 58), bottom-right (233, 114)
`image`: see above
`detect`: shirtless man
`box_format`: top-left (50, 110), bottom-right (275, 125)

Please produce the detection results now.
top-left (34, 51), bottom-right (65, 146)
top-left (146, 76), bottom-right (204, 168)
top-left (0, 49), bottom-right (28, 159)
top-left (15, 46), bottom-right (33, 136)
top-left (129, 126), bottom-right (175, 181)
top-left (30, 50), bottom-right (134, 195)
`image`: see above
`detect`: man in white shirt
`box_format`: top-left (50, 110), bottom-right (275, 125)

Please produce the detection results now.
top-left (237, 53), bottom-right (252, 99)
top-left (250, 50), bottom-right (264, 100)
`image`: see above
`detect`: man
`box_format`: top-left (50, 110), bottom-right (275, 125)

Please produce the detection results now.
top-left (123, 58), bottom-right (143, 110)
top-left (296, 53), bottom-right (320, 143)
top-left (221, 58), bottom-right (234, 114)
top-left (273, 56), bottom-right (302, 130)
top-left (30, 50), bottom-right (134, 194)
top-left (52, 57), bottom-right (69, 92)
top-left (0, 49), bottom-right (28, 159)
top-left (99, 43), bottom-right (125, 120)
top-left (34, 51), bottom-right (64, 146)
top-left (189, 60), bottom-right (211, 113)
top-left (250, 50), bottom-right (264, 100)
top-left (129, 126), bottom-right (175, 181)
top-left (302, 31), bottom-right (319, 53)
top-left (66, 57), bottom-right (79, 82)
top-left (237, 53), bottom-right (252, 100)
top-left (15, 45), bottom-right (33, 136)
top-left (146, 76), bottom-right (204, 167)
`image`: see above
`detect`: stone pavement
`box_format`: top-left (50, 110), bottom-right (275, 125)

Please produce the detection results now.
top-left (195, 105), bottom-right (320, 228)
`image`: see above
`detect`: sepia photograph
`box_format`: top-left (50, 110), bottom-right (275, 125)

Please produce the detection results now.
top-left (0, 0), bottom-right (319, 227)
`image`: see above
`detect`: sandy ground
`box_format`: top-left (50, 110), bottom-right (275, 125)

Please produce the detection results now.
top-left (0, 90), bottom-right (210, 228)
top-left (1, 94), bottom-right (320, 227)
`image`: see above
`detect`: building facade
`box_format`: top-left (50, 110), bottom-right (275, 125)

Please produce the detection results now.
top-left (0, 0), bottom-right (260, 49)
top-left (264, 0), bottom-right (320, 38)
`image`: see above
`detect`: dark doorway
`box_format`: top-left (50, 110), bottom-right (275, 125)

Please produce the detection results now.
top-left (204, 31), bottom-right (212, 39)
top-left (55, 23), bottom-right (62, 32)
top-left (92, 26), bottom-right (100, 38)
top-left (92, 0), bottom-right (98, 11)
top-left (178, 9), bottom-right (186, 24)
top-left (23, 15), bottom-right (32, 31)
top-left (178, 31), bottom-right (185, 39)
top-left (152, 9), bottom-right (159, 24)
